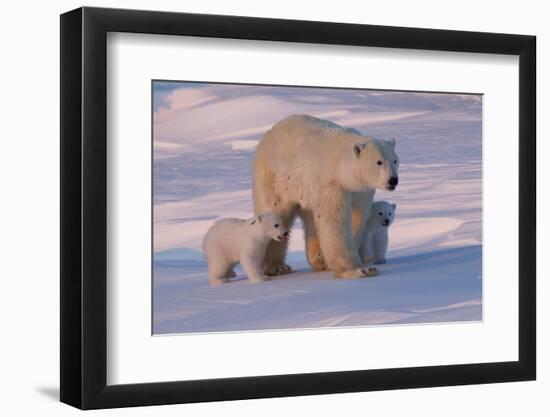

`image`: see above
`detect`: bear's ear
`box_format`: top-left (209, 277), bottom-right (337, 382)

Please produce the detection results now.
top-left (392, 203), bottom-right (397, 210)
top-left (389, 138), bottom-right (396, 148)
top-left (353, 142), bottom-right (367, 157)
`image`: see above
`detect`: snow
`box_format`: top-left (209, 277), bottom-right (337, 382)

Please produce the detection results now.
top-left (228, 140), bottom-right (259, 151)
top-left (152, 83), bottom-right (482, 334)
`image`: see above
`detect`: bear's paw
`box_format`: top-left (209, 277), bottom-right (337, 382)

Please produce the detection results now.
top-left (263, 264), bottom-right (293, 276)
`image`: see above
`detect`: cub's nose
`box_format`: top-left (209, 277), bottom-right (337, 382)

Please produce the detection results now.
top-left (283, 231), bottom-right (289, 238)
top-left (388, 176), bottom-right (399, 186)
top-left (383, 219), bottom-right (390, 225)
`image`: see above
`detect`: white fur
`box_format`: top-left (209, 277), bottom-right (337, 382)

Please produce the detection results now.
top-left (202, 213), bottom-right (288, 285)
top-left (253, 115), bottom-right (399, 278)
top-left (360, 201), bottom-right (397, 264)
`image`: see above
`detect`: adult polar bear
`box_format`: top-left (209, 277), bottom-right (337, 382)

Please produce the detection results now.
top-left (253, 115), bottom-right (400, 279)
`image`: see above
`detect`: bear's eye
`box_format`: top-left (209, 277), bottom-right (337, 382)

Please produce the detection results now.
top-left (389, 213), bottom-right (392, 216)
top-left (274, 224), bottom-right (279, 228)
top-left (393, 160), bottom-right (397, 164)
top-left (376, 160), bottom-right (383, 166)
top-left (378, 212), bottom-right (383, 216)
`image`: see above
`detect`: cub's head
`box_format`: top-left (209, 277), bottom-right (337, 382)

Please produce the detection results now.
top-left (371, 201), bottom-right (397, 227)
top-left (251, 212), bottom-right (288, 242)
top-left (353, 138), bottom-right (400, 191)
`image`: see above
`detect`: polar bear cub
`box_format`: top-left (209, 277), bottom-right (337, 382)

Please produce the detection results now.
top-left (202, 213), bottom-right (289, 285)
top-left (359, 201), bottom-right (396, 265)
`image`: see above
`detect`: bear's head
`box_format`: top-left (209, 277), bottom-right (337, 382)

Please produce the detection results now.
top-left (251, 212), bottom-right (289, 242)
top-left (371, 201), bottom-right (397, 227)
top-left (351, 138), bottom-right (400, 191)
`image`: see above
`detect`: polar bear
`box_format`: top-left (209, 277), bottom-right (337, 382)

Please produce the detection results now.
top-left (253, 115), bottom-right (399, 279)
top-left (360, 201), bottom-right (396, 264)
top-left (202, 213), bottom-right (289, 285)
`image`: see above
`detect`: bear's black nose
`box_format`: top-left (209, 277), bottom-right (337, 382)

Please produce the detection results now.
top-left (384, 219), bottom-right (390, 225)
top-left (283, 231), bottom-right (289, 237)
top-left (388, 176), bottom-right (398, 186)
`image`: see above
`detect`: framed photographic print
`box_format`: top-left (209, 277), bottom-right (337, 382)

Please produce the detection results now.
top-left (60, 6), bottom-right (536, 410)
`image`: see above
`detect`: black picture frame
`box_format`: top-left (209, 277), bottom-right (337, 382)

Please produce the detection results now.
top-left (60, 6), bottom-right (536, 410)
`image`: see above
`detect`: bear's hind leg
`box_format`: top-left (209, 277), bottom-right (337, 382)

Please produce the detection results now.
top-left (262, 239), bottom-right (292, 276)
top-left (259, 207), bottom-right (295, 276)
top-left (301, 210), bottom-right (328, 271)
top-left (224, 262), bottom-right (238, 279)
top-left (224, 270), bottom-right (237, 278)
top-left (253, 167), bottom-right (294, 276)
top-left (206, 250), bottom-right (232, 286)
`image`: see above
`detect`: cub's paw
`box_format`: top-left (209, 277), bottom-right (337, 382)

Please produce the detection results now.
top-left (264, 264), bottom-right (292, 276)
top-left (339, 266), bottom-right (378, 279)
top-left (248, 274), bottom-right (271, 284)
top-left (209, 277), bottom-right (230, 286)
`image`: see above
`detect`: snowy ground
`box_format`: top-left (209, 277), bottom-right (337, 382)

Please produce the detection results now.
top-left (152, 82), bottom-right (482, 334)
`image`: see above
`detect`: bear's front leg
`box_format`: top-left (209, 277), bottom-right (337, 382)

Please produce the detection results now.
top-left (261, 240), bottom-right (293, 276)
top-left (359, 232), bottom-right (375, 264)
top-left (241, 250), bottom-right (270, 284)
top-left (351, 190), bottom-right (374, 249)
top-left (373, 232), bottom-right (389, 264)
top-left (315, 192), bottom-right (377, 279)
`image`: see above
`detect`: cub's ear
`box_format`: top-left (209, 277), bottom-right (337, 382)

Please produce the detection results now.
top-left (250, 215), bottom-right (263, 225)
top-left (389, 138), bottom-right (396, 148)
top-left (392, 203), bottom-right (397, 210)
top-left (353, 142), bottom-right (367, 157)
